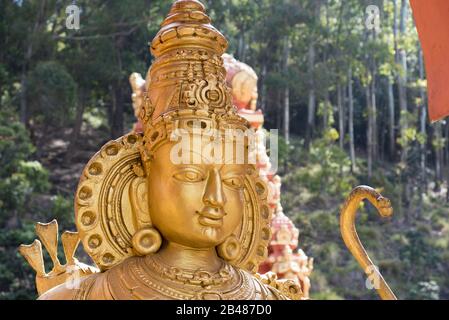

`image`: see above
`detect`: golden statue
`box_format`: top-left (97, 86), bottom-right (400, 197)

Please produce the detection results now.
top-left (19, 0), bottom-right (397, 300)
top-left (19, 0), bottom-right (302, 300)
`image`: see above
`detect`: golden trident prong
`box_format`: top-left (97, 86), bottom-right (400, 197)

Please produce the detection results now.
top-left (340, 185), bottom-right (398, 300)
top-left (61, 231), bottom-right (80, 266)
top-left (19, 220), bottom-right (99, 296)
top-left (18, 240), bottom-right (46, 277)
top-left (35, 220), bottom-right (64, 273)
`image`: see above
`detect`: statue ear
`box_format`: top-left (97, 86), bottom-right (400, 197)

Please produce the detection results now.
top-left (129, 171), bottom-right (162, 256)
top-left (129, 170), bottom-right (152, 230)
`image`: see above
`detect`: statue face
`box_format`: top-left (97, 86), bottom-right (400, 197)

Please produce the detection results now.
top-left (250, 86), bottom-right (258, 111)
top-left (147, 141), bottom-right (246, 249)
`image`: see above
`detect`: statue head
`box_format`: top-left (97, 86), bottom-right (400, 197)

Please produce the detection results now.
top-left (136, 0), bottom-right (253, 255)
top-left (74, 0), bottom-right (272, 274)
top-left (222, 54), bottom-right (259, 111)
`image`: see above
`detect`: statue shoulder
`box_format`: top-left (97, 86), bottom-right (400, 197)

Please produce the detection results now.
top-left (38, 272), bottom-right (109, 300)
top-left (252, 272), bottom-right (305, 300)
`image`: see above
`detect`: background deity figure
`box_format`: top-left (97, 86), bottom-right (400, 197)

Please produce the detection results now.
top-left (221, 52), bottom-right (314, 298)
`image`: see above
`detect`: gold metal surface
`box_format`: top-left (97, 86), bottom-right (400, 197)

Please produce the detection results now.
top-left (340, 186), bottom-right (397, 300)
top-left (19, 220), bottom-right (99, 296)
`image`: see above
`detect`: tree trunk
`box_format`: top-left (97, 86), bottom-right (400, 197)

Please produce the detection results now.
top-left (20, 0), bottom-right (48, 126)
top-left (107, 84), bottom-right (114, 129)
top-left (65, 89), bottom-right (86, 162)
top-left (111, 40), bottom-right (124, 139)
top-left (366, 82), bottom-right (373, 179)
top-left (418, 47), bottom-right (427, 191)
top-left (398, 0), bottom-right (409, 163)
top-left (337, 83), bottom-right (344, 149)
top-left (348, 68), bottom-right (356, 173)
top-left (391, 0), bottom-right (399, 162)
top-left (323, 91), bottom-right (330, 130)
top-left (276, 89), bottom-right (282, 130)
top-left (111, 84), bottom-right (124, 139)
top-left (379, 108), bottom-right (386, 162)
top-left (283, 36), bottom-right (290, 144)
top-left (20, 68), bottom-right (28, 125)
top-left (388, 77), bottom-right (395, 159)
top-left (434, 123), bottom-right (443, 191)
top-left (371, 68), bottom-right (378, 162)
top-left (416, 46), bottom-right (427, 215)
top-left (284, 86), bottom-right (290, 144)
top-left (305, 1), bottom-right (321, 149)
top-left (238, 33), bottom-right (246, 61)
top-left (445, 122), bottom-right (449, 202)
top-left (305, 43), bottom-right (316, 149)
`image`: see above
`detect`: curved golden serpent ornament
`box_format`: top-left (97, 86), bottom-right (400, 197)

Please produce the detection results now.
top-left (340, 186), bottom-right (397, 300)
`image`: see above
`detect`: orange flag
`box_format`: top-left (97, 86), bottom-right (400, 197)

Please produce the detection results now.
top-left (410, 0), bottom-right (449, 122)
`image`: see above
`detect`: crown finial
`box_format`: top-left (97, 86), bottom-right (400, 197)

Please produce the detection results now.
top-left (150, 0), bottom-right (227, 58)
top-left (169, 0), bottom-right (206, 14)
top-left (142, 0), bottom-right (235, 129)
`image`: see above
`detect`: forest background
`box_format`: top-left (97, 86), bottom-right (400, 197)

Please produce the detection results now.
top-left (0, 0), bottom-right (448, 300)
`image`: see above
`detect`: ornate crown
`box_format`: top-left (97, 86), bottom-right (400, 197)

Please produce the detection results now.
top-left (139, 0), bottom-right (250, 161)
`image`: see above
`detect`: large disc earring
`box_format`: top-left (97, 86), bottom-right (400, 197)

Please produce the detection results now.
top-left (217, 235), bottom-right (241, 261)
top-left (132, 227), bottom-right (162, 256)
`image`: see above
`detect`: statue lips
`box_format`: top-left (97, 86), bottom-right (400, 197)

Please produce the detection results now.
top-left (196, 207), bottom-right (226, 228)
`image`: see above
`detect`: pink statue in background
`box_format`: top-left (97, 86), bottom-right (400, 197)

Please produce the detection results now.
top-left (223, 53), bottom-right (314, 298)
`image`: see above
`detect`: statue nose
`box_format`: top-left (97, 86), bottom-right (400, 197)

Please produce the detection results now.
top-left (202, 168), bottom-right (226, 208)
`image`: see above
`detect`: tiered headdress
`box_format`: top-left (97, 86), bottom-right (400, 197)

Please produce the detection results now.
top-left (139, 0), bottom-right (249, 162)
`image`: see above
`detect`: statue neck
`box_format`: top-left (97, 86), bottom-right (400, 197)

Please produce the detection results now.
top-left (152, 241), bottom-right (223, 273)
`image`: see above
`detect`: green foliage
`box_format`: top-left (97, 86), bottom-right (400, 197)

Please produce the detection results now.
top-left (282, 135), bottom-right (449, 300)
top-left (0, 110), bottom-right (62, 299)
top-left (0, 113), bottom-right (50, 225)
top-left (0, 150), bottom-right (48, 216)
top-left (27, 61), bottom-right (77, 128)
top-left (0, 221), bottom-right (39, 300)
top-left (284, 133), bottom-right (356, 200)
top-left (410, 281), bottom-right (440, 300)
top-left (0, 110), bottom-right (35, 175)
top-left (50, 194), bottom-right (74, 227)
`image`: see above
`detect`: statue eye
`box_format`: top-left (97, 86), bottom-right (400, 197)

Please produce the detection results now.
top-left (173, 169), bottom-right (205, 183)
top-left (223, 176), bottom-right (243, 189)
